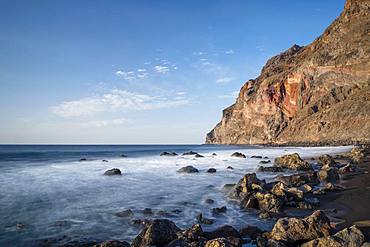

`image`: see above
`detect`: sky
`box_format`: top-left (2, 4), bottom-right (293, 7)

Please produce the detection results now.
top-left (0, 0), bottom-right (346, 144)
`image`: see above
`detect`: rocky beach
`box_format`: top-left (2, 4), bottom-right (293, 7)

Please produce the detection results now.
top-left (31, 145), bottom-right (369, 247)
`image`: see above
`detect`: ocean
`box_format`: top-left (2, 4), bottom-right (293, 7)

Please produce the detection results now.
top-left (0, 144), bottom-right (352, 246)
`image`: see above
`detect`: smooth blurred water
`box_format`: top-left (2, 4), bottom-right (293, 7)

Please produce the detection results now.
top-left (0, 144), bottom-right (352, 246)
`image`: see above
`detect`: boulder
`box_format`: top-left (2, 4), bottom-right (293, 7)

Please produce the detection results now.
top-left (299, 184), bottom-right (313, 193)
top-left (228, 173), bottom-right (263, 199)
top-left (205, 198), bottom-right (215, 204)
top-left (239, 226), bottom-right (264, 240)
top-left (196, 213), bottom-right (214, 225)
top-left (274, 153), bottom-right (312, 171)
top-left (104, 168), bottom-right (122, 176)
top-left (183, 151), bottom-right (199, 156)
top-left (231, 152), bottom-right (246, 158)
top-left (269, 210), bottom-right (332, 243)
top-left (318, 167), bottom-right (339, 182)
top-left (251, 156), bottom-right (263, 159)
top-left (115, 209), bottom-right (134, 218)
top-left (226, 166), bottom-right (234, 170)
top-left (318, 154), bottom-right (337, 167)
top-left (277, 172), bottom-right (319, 187)
top-left (204, 238), bottom-right (233, 247)
top-left (301, 225), bottom-right (365, 247)
top-left (257, 166), bottom-right (283, 172)
top-left (195, 154), bottom-right (205, 158)
top-left (131, 219), bottom-right (180, 247)
top-left (338, 163), bottom-right (356, 174)
top-left (207, 168), bottom-right (217, 173)
top-left (97, 240), bottom-right (130, 247)
top-left (120, 154), bottom-right (127, 157)
top-left (255, 191), bottom-right (283, 213)
top-left (204, 225), bottom-right (240, 239)
top-left (259, 160), bottom-right (272, 164)
top-left (212, 206), bottom-right (227, 214)
top-left (102, 160), bottom-right (109, 162)
top-left (160, 152), bottom-right (178, 156)
top-left (178, 224), bottom-right (204, 242)
top-left (212, 153), bottom-right (217, 156)
top-left (79, 158), bottom-right (87, 161)
top-left (177, 166), bottom-right (199, 173)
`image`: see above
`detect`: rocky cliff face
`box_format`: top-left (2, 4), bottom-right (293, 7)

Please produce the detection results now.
top-left (206, 0), bottom-right (370, 145)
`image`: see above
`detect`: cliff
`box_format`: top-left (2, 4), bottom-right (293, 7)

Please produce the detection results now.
top-left (206, 0), bottom-right (370, 145)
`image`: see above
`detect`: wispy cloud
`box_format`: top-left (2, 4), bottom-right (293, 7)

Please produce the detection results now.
top-left (82, 118), bottom-right (127, 127)
top-left (154, 65), bottom-right (170, 74)
top-left (51, 89), bottom-right (189, 118)
top-left (115, 70), bottom-right (136, 80)
top-left (216, 77), bottom-right (233, 84)
top-left (225, 49), bottom-right (234, 55)
top-left (193, 51), bottom-right (206, 56)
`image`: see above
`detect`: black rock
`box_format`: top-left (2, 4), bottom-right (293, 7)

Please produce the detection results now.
top-left (196, 213), bottom-right (214, 225)
top-left (207, 168), bottom-right (217, 173)
top-left (79, 158), bottom-right (87, 161)
top-left (160, 152), bottom-right (178, 156)
top-left (212, 206), bottom-right (227, 214)
top-left (104, 168), bottom-right (122, 176)
top-left (195, 154), bottom-right (205, 158)
top-left (120, 154), bottom-right (127, 157)
top-left (205, 198), bottom-right (215, 204)
top-left (231, 152), bottom-right (246, 158)
top-left (102, 160), bottom-right (108, 162)
top-left (182, 151), bottom-right (199, 156)
top-left (177, 166), bottom-right (199, 173)
top-left (115, 209), bottom-right (134, 218)
top-left (226, 166), bottom-right (234, 170)
top-left (251, 156), bottom-right (263, 159)
top-left (259, 160), bottom-right (271, 164)
top-left (257, 166), bottom-right (283, 172)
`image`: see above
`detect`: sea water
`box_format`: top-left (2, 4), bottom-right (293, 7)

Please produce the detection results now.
top-left (0, 144), bottom-right (352, 246)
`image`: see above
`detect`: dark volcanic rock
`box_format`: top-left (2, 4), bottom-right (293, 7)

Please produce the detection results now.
top-left (207, 168), bottom-right (217, 173)
top-left (301, 225), bottom-right (365, 247)
top-left (104, 168), bottom-right (122, 176)
top-left (177, 166), bottom-right (199, 173)
top-left (160, 152), bottom-right (178, 156)
top-left (269, 210), bottom-right (332, 243)
top-left (274, 153), bottom-right (312, 171)
top-left (131, 219), bottom-right (180, 247)
top-left (257, 166), bottom-right (283, 172)
top-left (183, 151), bottom-right (199, 156)
top-left (231, 152), bottom-right (246, 158)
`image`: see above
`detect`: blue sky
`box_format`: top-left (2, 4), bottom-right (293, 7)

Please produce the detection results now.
top-left (0, 0), bottom-right (345, 144)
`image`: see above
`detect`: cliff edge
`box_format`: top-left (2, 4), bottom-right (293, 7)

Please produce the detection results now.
top-left (206, 0), bottom-right (370, 145)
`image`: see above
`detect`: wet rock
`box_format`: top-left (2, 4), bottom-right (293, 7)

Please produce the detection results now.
top-left (179, 224), bottom-right (204, 241)
top-left (196, 213), bottom-right (214, 225)
top-left (212, 206), bottom-right (227, 214)
top-left (228, 173), bottom-right (263, 199)
top-left (171, 209), bottom-right (182, 214)
top-left (269, 210), bottom-right (332, 243)
top-left (301, 225), bottom-right (365, 247)
top-left (313, 188), bottom-right (326, 195)
top-left (142, 208), bottom-right (153, 215)
top-left (195, 154), bottom-right (205, 158)
top-left (257, 166), bottom-right (283, 172)
top-left (255, 191), bottom-right (282, 213)
top-left (222, 184), bottom-right (236, 192)
top-left (239, 226), bottom-right (264, 240)
top-left (259, 160), bottom-right (272, 164)
top-left (231, 152), bottom-right (246, 158)
top-left (318, 166), bottom-right (339, 182)
top-left (79, 158), bottom-right (87, 161)
top-left (102, 160), bottom-right (109, 162)
top-left (318, 154), bottom-right (337, 167)
top-left (324, 182), bottom-right (335, 191)
top-left (255, 237), bottom-right (286, 247)
top-left (205, 225), bottom-right (241, 239)
top-left (274, 153), bottom-right (312, 171)
top-left (205, 198), bottom-right (215, 204)
top-left (177, 166), bottom-right (199, 173)
top-left (207, 168), bottom-right (217, 173)
top-left (116, 209), bottom-right (134, 218)
top-left (160, 152), bottom-right (178, 156)
top-left (251, 156), bottom-right (263, 159)
top-left (338, 163), bottom-right (356, 174)
top-left (276, 172), bottom-right (319, 187)
top-left (212, 153), bottom-right (217, 156)
top-left (97, 240), bottom-right (130, 247)
top-left (226, 166), bottom-right (234, 170)
top-left (157, 210), bottom-right (171, 217)
top-left (299, 184), bottom-right (313, 193)
top-left (16, 223), bottom-right (25, 230)
top-left (349, 147), bottom-right (365, 163)
top-left (205, 238), bottom-right (233, 247)
top-left (131, 219), bottom-right (180, 247)
top-left (120, 154), bottom-right (127, 157)
top-left (131, 219), bottom-right (151, 226)
top-left (183, 151), bottom-right (199, 156)
top-left (104, 168), bottom-right (122, 176)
